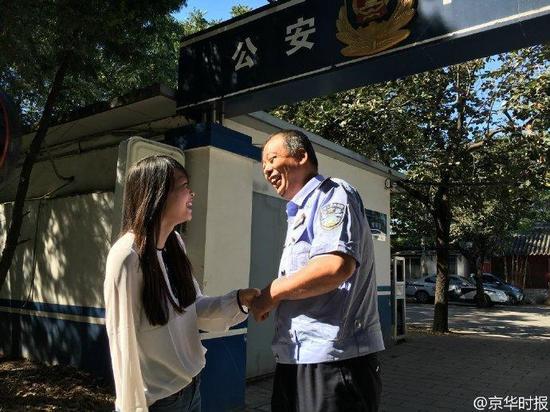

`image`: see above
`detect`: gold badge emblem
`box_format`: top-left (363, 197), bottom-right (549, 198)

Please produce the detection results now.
top-left (336, 0), bottom-right (416, 57)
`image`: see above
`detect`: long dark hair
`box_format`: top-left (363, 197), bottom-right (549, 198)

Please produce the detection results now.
top-left (122, 155), bottom-right (196, 326)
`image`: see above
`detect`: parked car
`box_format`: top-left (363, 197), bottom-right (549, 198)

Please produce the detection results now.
top-left (468, 273), bottom-right (524, 304)
top-left (406, 275), bottom-right (509, 306)
top-left (451, 275), bottom-right (509, 306)
top-left (448, 275), bottom-right (474, 293)
top-left (406, 275), bottom-right (461, 304)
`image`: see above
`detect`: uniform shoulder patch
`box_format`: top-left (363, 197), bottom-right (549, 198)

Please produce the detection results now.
top-left (319, 202), bottom-right (346, 230)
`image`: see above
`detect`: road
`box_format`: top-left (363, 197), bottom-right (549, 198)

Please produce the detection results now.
top-left (406, 302), bottom-right (550, 339)
top-left (246, 303), bottom-right (550, 411)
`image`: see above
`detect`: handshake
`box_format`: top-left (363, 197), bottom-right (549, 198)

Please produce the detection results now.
top-left (238, 286), bottom-right (277, 322)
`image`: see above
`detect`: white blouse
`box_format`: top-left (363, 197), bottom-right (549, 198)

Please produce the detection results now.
top-left (104, 232), bottom-right (247, 411)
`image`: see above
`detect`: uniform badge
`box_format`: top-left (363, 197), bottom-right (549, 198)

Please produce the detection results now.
top-left (320, 203), bottom-right (346, 230)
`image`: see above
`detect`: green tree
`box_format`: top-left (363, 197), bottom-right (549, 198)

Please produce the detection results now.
top-left (0, 0), bottom-right (187, 292)
top-left (181, 9), bottom-right (220, 33)
top-left (231, 5), bottom-right (253, 17)
top-left (451, 134), bottom-right (548, 305)
top-left (450, 47), bottom-right (549, 303)
top-left (273, 45), bottom-right (549, 332)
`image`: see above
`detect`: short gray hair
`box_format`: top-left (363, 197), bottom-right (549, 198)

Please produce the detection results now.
top-left (266, 129), bottom-right (318, 171)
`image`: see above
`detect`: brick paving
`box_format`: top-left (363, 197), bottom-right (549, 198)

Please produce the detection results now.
top-left (245, 304), bottom-right (550, 412)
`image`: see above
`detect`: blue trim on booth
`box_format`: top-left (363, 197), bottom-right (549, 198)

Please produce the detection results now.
top-left (0, 298), bottom-right (249, 335)
top-left (200, 319), bottom-right (248, 334)
top-left (0, 294), bottom-right (389, 331)
top-left (0, 309), bottom-right (247, 412)
top-left (0, 294), bottom-right (392, 411)
top-left (0, 298), bottom-right (105, 318)
top-left (165, 123), bottom-right (262, 161)
top-left (201, 334), bottom-right (247, 412)
top-left (0, 310), bottom-right (112, 380)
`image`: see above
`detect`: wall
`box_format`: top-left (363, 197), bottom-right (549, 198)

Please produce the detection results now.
top-left (250, 150), bottom-right (392, 289)
top-left (491, 256), bottom-right (550, 289)
top-left (1, 116), bottom-right (398, 409)
top-left (246, 192), bottom-right (286, 378)
top-left (0, 146), bottom-right (118, 204)
top-left (191, 147), bottom-right (253, 296)
top-left (0, 139), bottom-right (256, 411)
top-left (0, 192), bottom-right (113, 377)
top-left (174, 140), bottom-right (255, 411)
top-left (226, 115), bottom-right (393, 288)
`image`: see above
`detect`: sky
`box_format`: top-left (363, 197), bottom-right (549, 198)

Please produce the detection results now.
top-left (172, 0), bottom-right (269, 22)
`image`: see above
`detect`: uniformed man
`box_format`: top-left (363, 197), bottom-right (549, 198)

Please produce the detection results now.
top-left (252, 129), bottom-right (384, 412)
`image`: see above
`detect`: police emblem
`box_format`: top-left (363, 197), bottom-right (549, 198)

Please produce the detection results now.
top-left (320, 202), bottom-right (346, 230)
top-left (336, 0), bottom-right (416, 57)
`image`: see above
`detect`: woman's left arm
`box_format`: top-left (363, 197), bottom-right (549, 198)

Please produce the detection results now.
top-left (173, 232), bottom-right (260, 331)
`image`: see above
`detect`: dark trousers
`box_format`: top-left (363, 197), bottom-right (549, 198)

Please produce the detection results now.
top-left (272, 353), bottom-right (382, 412)
top-left (149, 374), bottom-right (201, 412)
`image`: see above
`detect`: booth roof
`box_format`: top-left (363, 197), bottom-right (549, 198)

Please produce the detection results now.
top-left (20, 83), bottom-right (404, 181)
top-left (21, 84), bottom-right (180, 149)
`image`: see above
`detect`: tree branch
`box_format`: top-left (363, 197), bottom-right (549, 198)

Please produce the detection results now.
top-left (503, 110), bottom-right (517, 129)
top-left (396, 180), bottom-right (433, 212)
top-left (467, 126), bottom-right (508, 153)
top-left (0, 55), bottom-right (70, 291)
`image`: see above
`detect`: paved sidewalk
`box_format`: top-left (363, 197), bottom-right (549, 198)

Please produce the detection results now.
top-left (245, 329), bottom-right (550, 411)
top-left (407, 303), bottom-right (550, 340)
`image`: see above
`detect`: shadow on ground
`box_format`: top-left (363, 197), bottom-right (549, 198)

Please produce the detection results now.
top-left (246, 330), bottom-right (550, 412)
top-left (407, 303), bottom-right (550, 339)
top-left (0, 358), bottom-right (114, 411)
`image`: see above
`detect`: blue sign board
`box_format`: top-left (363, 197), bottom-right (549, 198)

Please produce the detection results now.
top-left (177, 0), bottom-right (550, 116)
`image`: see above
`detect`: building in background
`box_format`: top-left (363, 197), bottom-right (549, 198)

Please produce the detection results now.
top-left (490, 225), bottom-right (550, 290)
top-left (392, 249), bottom-right (470, 280)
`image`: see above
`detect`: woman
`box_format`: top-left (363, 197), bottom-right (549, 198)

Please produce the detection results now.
top-left (104, 155), bottom-right (259, 412)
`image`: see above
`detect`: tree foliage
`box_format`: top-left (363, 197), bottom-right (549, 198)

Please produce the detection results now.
top-left (0, 0), bottom-right (189, 129)
top-left (450, 47), bottom-right (549, 280)
top-left (273, 45), bottom-right (549, 330)
top-left (231, 5), bottom-right (253, 17)
top-left (0, 0), bottom-right (189, 292)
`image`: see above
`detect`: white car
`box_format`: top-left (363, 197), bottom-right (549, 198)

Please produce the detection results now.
top-left (405, 276), bottom-right (461, 304)
top-left (468, 273), bottom-right (524, 304)
top-left (406, 275), bottom-right (509, 305)
top-left (450, 276), bottom-right (509, 305)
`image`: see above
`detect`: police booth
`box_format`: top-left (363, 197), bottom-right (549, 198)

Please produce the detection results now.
top-left (1, 0), bottom-right (549, 411)
top-left (0, 102), bottom-right (397, 411)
